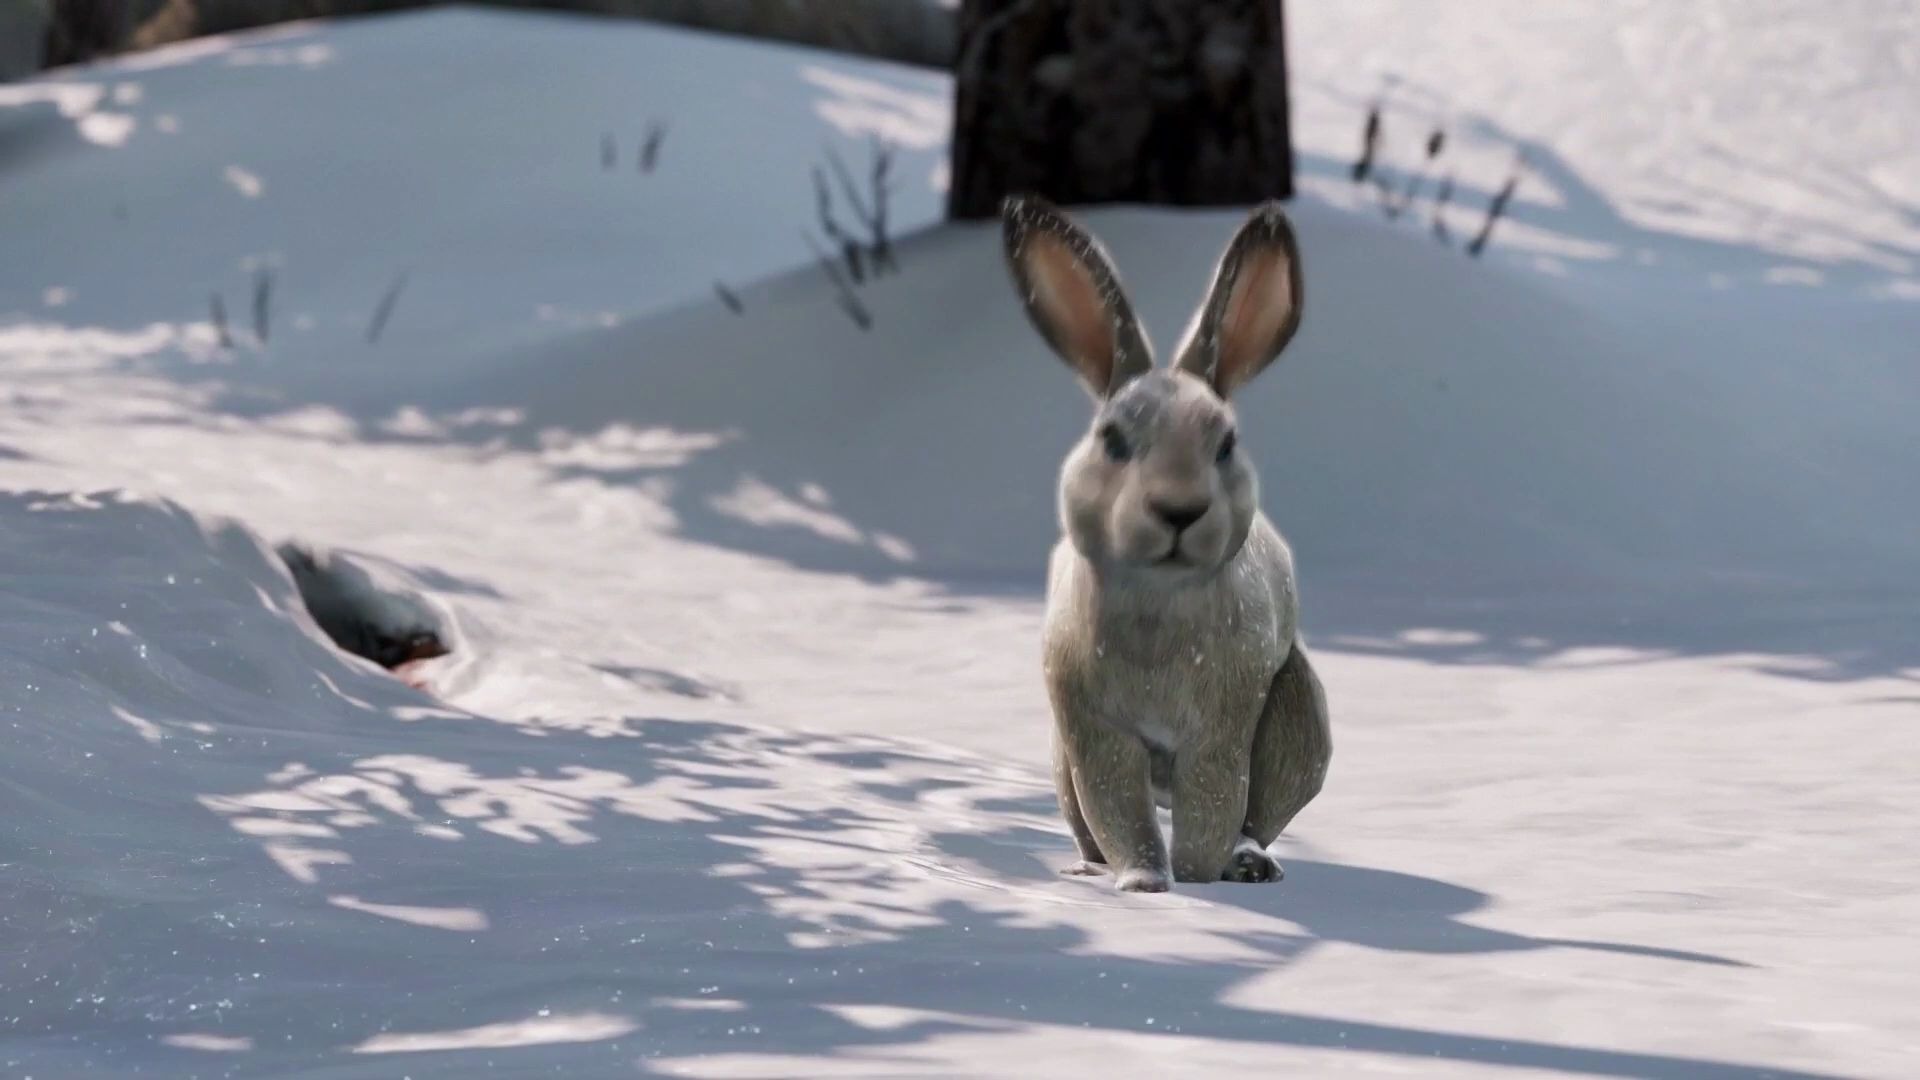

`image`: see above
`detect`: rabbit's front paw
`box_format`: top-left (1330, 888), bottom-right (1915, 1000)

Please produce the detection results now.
top-left (1061, 859), bottom-right (1108, 876)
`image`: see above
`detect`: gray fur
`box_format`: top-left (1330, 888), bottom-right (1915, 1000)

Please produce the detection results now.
top-left (1002, 195), bottom-right (1332, 892)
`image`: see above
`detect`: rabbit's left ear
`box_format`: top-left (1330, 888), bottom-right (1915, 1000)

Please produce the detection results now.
top-left (1176, 201), bottom-right (1304, 397)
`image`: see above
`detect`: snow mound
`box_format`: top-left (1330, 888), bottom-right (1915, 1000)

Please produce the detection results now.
top-left (431, 198), bottom-right (1920, 602)
top-left (7, 489), bottom-right (1866, 1080)
top-left (0, 7), bottom-right (949, 374)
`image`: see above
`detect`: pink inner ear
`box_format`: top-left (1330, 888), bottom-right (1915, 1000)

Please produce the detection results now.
top-left (1026, 232), bottom-right (1116, 388)
top-left (1216, 250), bottom-right (1295, 392)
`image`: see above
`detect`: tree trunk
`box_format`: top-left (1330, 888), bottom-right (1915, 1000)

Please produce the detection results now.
top-left (42, 0), bottom-right (137, 68)
top-left (948, 0), bottom-right (1294, 219)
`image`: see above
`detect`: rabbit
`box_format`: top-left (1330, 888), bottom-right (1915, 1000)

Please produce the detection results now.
top-left (1000, 194), bottom-right (1332, 893)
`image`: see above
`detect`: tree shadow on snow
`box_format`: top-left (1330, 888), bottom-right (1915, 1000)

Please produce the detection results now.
top-left (13, 679), bottom-right (1827, 1079)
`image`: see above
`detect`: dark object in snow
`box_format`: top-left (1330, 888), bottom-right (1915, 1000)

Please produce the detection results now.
top-left (812, 138), bottom-right (898, 283)
top-left (827, 139), bottom-right (897, 275)
top-left (639, 120), bottom-right (668, 174)
top-left (812, 165), bottom-right (866, 283)
top-left (713, 281), bottom-right (744, 314)
top-left (803, 230), bottom-right (874, 331)
top-left (601, 132), bottom-right (616, 170)
top-left (365, 271), bottom-right (410, 344)
top-left (278, 542), bottom-right (451, 672)
top-left (1468, 158), bottom-right (1525, 258)
top-left (209, 292), bottom-right (231, 348)
top-left (252, 267), bottom-right (274, 344)
top-left (1353, 101), bottom-right (1381, 183)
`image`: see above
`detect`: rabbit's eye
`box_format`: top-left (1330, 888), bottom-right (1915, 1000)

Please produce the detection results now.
top-left (1099, 424), bottom-right (1132, 463)
top-left (1216, 430), bottom-right (1237, 463)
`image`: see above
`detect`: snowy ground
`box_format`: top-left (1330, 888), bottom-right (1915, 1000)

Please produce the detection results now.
top-left (3, 5), bottom-right (1919, 1078)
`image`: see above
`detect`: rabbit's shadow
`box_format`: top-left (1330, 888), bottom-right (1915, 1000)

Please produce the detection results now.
top-left (930, 809), bottom-right (1747, 970)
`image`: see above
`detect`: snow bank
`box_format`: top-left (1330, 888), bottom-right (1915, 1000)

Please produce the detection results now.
top-left (10, 489), bottom-right (1905, 1079)
top-left (441, 197), bottom-right (1920, 604)
top-left (0, 7), bottom-right (949, 373)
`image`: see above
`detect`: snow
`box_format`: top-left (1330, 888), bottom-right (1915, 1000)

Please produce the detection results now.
top-left (3, 4), bottom-right (1919, 1078)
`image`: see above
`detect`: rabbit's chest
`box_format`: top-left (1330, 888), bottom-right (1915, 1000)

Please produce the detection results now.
top-left (1056, 594), bottom-right (1285, 746)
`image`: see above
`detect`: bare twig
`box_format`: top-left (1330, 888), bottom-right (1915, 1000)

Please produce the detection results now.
top-left (802, 230), bottom-right (856, 295)
top-left (639, 120), bottom-right (668, 174)
top-left (824, 144), bottom-right (873, 225)
top-left (868, 137), bottom-right (896, 274)
top-left (1431, 173), bottom-right (1455, 244)
top-left (820, 138), bottom-right (898, 276)
top-left (365, 271), bottom-right (410, 344)
top-left (1467, 155), bottom-right (1525, 258)
top-left (812, 165), bottom-right (868, 283)
top-left (713, 280), bottom-right (744, 314)
top-left (252, 267), bottom-right (273, 344)
top-left (1352, 100), bottom-right (1381, 183)
top-left (209, 292), bottom-right (231, 348)
top-left (803, 230), bottom-right (872, 331)
top-left (834, 292), bottom-right (872, 331)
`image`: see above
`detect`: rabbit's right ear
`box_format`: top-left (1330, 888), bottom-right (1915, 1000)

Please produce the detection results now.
top-left (1001, 195), bottom-right (1152, 397)
top-left (1175, 201), bottom-right (1304, 398)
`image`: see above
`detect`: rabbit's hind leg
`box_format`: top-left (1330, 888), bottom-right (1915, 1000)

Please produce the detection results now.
top-left (1236, 642), bottom-right (1333, 881)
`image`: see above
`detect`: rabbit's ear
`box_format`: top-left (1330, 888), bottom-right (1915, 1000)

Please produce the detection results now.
top-left (1176, 201), bottom-right (1303, 397)
top-left (1002, 195), bottom-right (1153, 397)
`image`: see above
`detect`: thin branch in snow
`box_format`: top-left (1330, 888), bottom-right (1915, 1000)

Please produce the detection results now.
top-left (821, 138), bottom-right (898, 276)
top-left (1352, 100), bottom-right (1381, 183)
top-left (812, 165), bottom-right (868, 284)
top-left (1468, 154), bottom-right (1526, 258)
top-left (639, 120), bottom-right (668, 174)
top-left (867, 137), bottom-right (896, 274)
top-left (824, 143), bottom-right (873, 227)
top-left (834, 291), bottom-right (872, 332)
top-left (803, 230), bottom-right (872, 331)
top-left (209, 292), bottom-right (231, 348)
top-left (1431, 173), bottom-right (1455, 245)
top-left (713, 280), bottom-right (744, 315)
top-left (365, 271), bottom-right (410, 344)
top-left (252, 267), bottom-right (274, 345)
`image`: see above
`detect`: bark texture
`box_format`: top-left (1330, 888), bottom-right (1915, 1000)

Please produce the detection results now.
top-left (949, 0), bottom-right (1294, 219)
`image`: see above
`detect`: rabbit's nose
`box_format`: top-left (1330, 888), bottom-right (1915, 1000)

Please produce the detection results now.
top-left (1151, 500), bottom-right (1210, 533)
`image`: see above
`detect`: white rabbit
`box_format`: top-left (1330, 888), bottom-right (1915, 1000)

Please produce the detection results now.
top-left (1001, 195), bottom-right (1332, 893)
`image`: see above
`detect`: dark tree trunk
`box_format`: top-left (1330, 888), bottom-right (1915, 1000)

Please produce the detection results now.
top-left (42, 0), bottom-right (136, 68)
top-left (948, 0), bottom-right (1294, 219)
